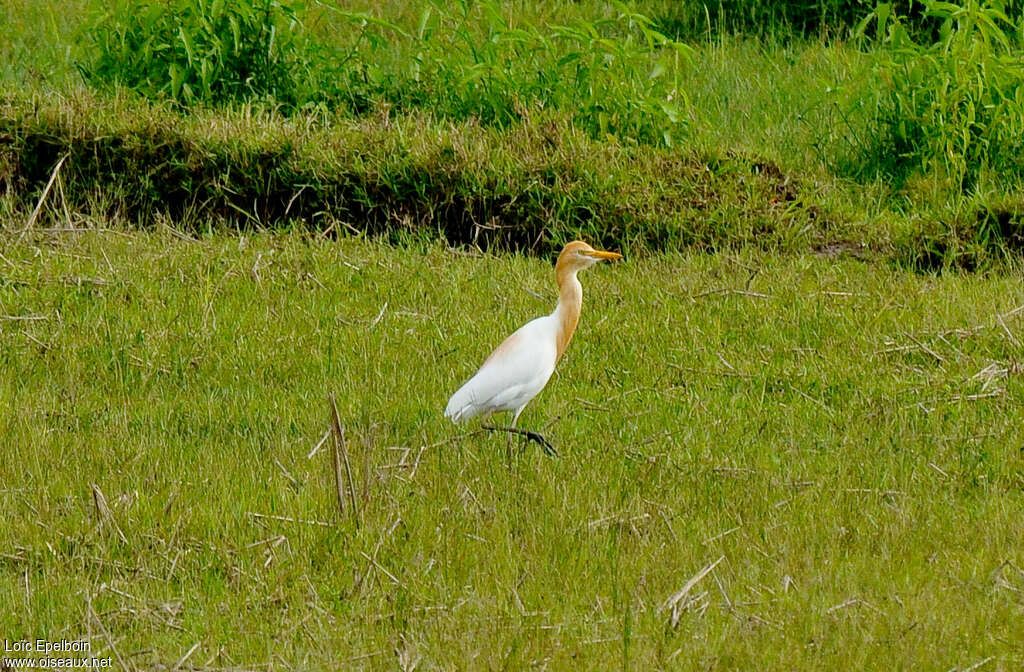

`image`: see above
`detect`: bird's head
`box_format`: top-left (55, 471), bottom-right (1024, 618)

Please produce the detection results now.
top-left (557, 240), bottom-right (623, 273)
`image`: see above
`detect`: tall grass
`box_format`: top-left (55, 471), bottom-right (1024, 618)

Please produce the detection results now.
top-left (0, 91), bottom-right (849, 255)
top-left (77, 0), bottom-right (340, 109)
top-left (0, 0), bottom-right (90, 87)
top-left (76, 0), bottom-right (693, 146)
top-left (852, 0), bottom-right (1024, 188)
top-left (410, 0), bottom-right (693, 146)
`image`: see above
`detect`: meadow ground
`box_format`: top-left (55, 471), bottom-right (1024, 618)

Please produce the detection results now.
top-left (2, 1), bottom-right (1024, 668)
top-left (1, 228), bottom-right (1022, 670)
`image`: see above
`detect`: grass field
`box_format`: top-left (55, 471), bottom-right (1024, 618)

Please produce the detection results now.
top-left (1, 229), bottom-right (1022, 669)
top-left (2, 0), bottom-right (1024, 669)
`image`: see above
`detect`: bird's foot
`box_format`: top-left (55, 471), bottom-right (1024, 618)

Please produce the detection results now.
top-left (482, 424), bottom-right (559, 458)
top-left (525, 431), bottom-right (558, 457)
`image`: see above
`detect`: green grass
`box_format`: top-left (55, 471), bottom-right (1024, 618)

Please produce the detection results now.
top-left (5, 0), bottom-right (1024, 269)
top-left (0, 0), bottom-right (88, 88)
top-left (0, 89), bottom-right (870, 258)
top-left (1, 229), bottom-right (1022, 669)
top-left (2, 1), bottom-right (1024, 666)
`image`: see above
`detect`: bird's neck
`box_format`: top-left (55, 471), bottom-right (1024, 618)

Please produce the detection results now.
top-left (553, 267), bottom-right (582, 360)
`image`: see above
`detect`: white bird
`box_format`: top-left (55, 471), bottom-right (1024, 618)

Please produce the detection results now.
top-left (444, 240), bottom-right (622, 453)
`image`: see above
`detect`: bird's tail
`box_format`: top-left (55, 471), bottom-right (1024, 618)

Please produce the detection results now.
top-left (444, 384), bottom-right (479, 424)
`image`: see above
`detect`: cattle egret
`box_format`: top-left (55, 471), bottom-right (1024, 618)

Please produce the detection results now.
top-left (444, 240), bottom-right (622, 454)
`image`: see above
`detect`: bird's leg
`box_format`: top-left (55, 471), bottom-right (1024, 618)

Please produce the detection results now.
top-left (504, 416), bottom-right (515, 466)
top-left (507, 411), bottom-right (517, 460)
top-left (513, 408), bottom-right (557, 456)
top-left (481, 424), bottom-right (558, 457)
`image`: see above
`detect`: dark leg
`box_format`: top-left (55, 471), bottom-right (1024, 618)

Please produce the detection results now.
top-left (482, 423), bottom-right (558, 457)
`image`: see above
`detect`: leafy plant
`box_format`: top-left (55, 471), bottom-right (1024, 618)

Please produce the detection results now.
top-left (76, 0), bottom-right (692, 146)
top-left (405, 0), bottom-right (693, 147)
top-left (549, 2), bottom-right (693, 147)
top-left (855, 0), bottom-right (1024, 188)
top-left (77, 0), bottom-right (326, 109)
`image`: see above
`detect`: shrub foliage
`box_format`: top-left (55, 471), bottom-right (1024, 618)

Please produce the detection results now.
top-left (855, 0), bottom-right (1024, 187)
top-left (76, 0), bottom-right (692, 147)
top-left (77, 0), bottom-right (330, 109)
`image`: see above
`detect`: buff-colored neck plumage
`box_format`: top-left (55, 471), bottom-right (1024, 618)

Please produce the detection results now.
top-left (553, 247), bottom-right (585, 360)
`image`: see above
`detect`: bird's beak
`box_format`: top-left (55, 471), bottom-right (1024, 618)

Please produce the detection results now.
top-left (584, 249), bottom-right (623, 261)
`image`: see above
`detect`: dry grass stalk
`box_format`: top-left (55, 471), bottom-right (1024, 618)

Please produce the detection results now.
top-left (0, 313), bottom-right (49, 321)
top-left (360, 551), bottom-right (402, 585)
top-left (55, 162), bottom-right (73, 229)
top-left (91, 484), bottom-right (128, 544)
top-left (901, 330), bottom-right (945, 363)
top-left (171, 641), bottom-right (201, 671)
top-left (826, 597), bottom-right (883, 615)
top-left (396, 634), bottom-right (422, 672)
top-left (17, 153), bottom-right (69, 243)
top-left (961, 657), bottom-right (995, 672)
top-left (702, 525), bottom-right (741, 545)
top-left (370, 302), bottom-right (388, 328)
top-left (661, 555), bottom-right (724, 627)
top-left (247, 511), bottom-right (331, 527)
top-left (356, 517), bottom-right (403, 594)
top-left (87, 592), bottom-right (132, 671)
top-left (587, 512), bottom-right (650, 530)
top-left (993, 309), bottom-right (1022, 349)
top-left (308, 429), bottom-right (330, 458)
top-left (274, 457), bottom-right (299, 490)
top-left (328, 392), bottom-right (360, 527)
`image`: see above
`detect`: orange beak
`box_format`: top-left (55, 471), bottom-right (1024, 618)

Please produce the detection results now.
top-left (584, 249), bottom-right (623, 261)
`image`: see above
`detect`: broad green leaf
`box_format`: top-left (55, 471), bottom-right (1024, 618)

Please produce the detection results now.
top-left (178, 26), bottom-right (196, 65)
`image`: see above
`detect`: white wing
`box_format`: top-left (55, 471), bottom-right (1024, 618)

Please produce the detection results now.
top-left (444, 315), bottom-right (559, 423)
